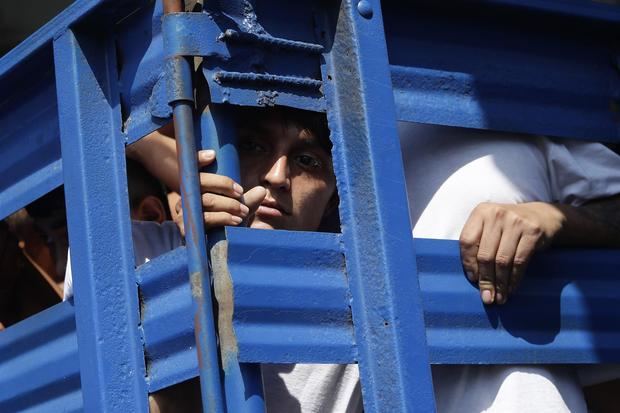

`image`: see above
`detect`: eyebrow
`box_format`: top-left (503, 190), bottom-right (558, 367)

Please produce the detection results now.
top-left (238, 122), bottom-right (331, 154)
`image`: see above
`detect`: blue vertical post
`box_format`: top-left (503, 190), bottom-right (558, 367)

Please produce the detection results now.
top-left (167, 55), bottom-right (226, 412)
top-left (322, 1), bottom-right (436, 411)
top-left (54, 29), bottom-right (149, 412)
top-left (200, 105), bottom-right (265, 413)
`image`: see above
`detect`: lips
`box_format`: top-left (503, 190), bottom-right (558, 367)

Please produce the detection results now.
top-left (257, 198), bottom-right (290, 217)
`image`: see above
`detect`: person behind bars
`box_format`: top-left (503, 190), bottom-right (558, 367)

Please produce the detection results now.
top-left (67, 106), bottom-right (620, 412)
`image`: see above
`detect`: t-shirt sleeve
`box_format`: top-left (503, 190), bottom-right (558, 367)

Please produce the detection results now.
top-left (62, 221), bottom-right (183, 301)
top-left (543, 138), bottom-right (620, 206)
top-left (63, 248), bottom-right (73, 301)
top-left (131, 220), bottom-right (184, 265)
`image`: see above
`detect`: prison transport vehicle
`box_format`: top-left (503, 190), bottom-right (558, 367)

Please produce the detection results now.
top-left (0, 0), bottom-right (619, 411)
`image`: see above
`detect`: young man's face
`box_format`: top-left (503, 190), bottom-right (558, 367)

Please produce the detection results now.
top-left (238, 114), bottom-right (336, 232)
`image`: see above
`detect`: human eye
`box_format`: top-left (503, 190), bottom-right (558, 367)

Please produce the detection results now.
top-left (239, 138), bottom-right (267, 154)
top-left (294, 153), bottom-right (322, 169)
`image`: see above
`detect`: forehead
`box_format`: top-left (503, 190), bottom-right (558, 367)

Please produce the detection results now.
top-left (235, 107), bottom-right (332, 152)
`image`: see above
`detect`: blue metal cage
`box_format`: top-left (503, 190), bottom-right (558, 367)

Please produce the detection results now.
top-left (0, 0), bottom-right (619, 411)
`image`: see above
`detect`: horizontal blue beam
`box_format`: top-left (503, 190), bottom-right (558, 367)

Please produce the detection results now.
top-left (2, 0), bottom-right (617, 204)
top-left (139, 229), bottom-right (355, 392)
top-left (479, 0), bottom-right (620, 23)
top-left (0, 0), bottom-right (153, 220)
top-left (384, 2), bottom-right (620, 142)
top-left (2, 229), bottom-right (619, 404)
top-left (0, 302), bottom-right (81, 413)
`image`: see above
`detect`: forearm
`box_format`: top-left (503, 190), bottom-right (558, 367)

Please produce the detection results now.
top-left (126, 123), bottom-right (180, 191)
top-left (551, 195), bottom-right (620, 248)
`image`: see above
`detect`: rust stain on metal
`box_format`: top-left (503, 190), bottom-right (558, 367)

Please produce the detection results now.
top-left (190, 271), bottom-right (203, 299)
top-left (210, 239), bottom-right (239, 365)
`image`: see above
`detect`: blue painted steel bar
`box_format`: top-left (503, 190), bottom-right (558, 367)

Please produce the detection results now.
top-left (323, 0), bottom-right (435, 412)
top-left (200, 106), bottom-right (265, 412)
top-left (0, 54), bottom-right (61, 221)
top-left (5, 232), bottom-right (619, 408)
top-left (480, 0), bottom-right (620, 22)
top-left (166, 57), bottom-right (226, 411)
top-left (53, 28), bottom-right (149, 412)
top-left (212, 71), bottom-right (323, 90)
top-left (159, 11), bottom-right (326, 114)
top-left (0, 302), bottom-right (81, 413)
top-left (218, 29), bottom-right (324, 53)
top-left (321, 1), bottom-right (436, 411)
top-left (416, 239), bottom-right (620, 364)
top-left (384, 1), bottom-right (620, 142)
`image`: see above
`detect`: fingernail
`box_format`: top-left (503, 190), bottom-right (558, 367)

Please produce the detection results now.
top-left (496, 292), bottom-right (504, 304)
top-left (240, 204), bottom-right (249, 216)
top-left (199, 150), bottom-right (215, 161)
top-left (233, 183), bottom-right (244, 195)
top-left (481, 290), bottom-right (494, 304)
top-left (466, 271), bottom-right (475, 282)
top-left (231, 216), bottom-right (242, 224)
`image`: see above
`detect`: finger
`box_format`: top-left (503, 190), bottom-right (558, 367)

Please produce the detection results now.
top-left (494, 228), bottom-right (521, 305)
top-left (175, 198), bottom-right (182, 214)
top-left (243, 186), bottom-right (267, 214)
top-left (174, 210), bottom-right (185, 237)
top-left (203, 211), bottom-right (243, 229)
top-left (477, 219), bottom-right (502, 305)
top-left (509, 233), bottom-right (537, 296)
top-left (460, 212), bottom-right (484, 283)
top-left (201, 193), bottom-right (249, 217)
top-left (197, 150), bottom-right (216, 169)
top-left (199, 173), bottom-right (244, 199)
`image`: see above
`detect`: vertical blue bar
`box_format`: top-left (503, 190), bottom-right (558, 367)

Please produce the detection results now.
top-left (200, 105), bottom-right (265, 413)
top-left (322, 1), bottom-right (436, 412)
top-left (54, 29), bottom-right (148, 412)
top-left (168, 56), bottom-right (226, 412)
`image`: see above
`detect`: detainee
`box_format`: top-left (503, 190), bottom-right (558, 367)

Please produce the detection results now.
top-left (66, 106), bottom-right (620, 412)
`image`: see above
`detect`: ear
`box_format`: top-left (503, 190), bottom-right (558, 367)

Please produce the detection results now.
top-left (133, 195), bottom-right (167, 223)
top-left (318, 193), bottom-right (340, 233)
top-left (324, 192), bottom-right (339, 217)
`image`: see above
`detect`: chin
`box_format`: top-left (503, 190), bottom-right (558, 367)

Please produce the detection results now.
top-left (249, 220), bottom-right (277, 230)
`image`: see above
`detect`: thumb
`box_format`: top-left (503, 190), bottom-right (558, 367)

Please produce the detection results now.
top-left (197, 149), bottom-right (216, 169)
top-left (243, 186), bottom-right (267, 215)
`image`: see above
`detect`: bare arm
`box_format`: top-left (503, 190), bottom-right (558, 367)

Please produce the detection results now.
top-left (126, 123), bottom-right (181, 192)
top-left (460, 195), bottom-right (620, 305)
top-left (554, 195), bottom-right (620, 247)
top-left (126, 124), bottom-right (266, 233)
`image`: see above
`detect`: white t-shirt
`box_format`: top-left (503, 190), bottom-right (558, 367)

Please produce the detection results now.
top-left (63, 220), bottom-right (183, 299)
top-left (64, 124), bottom-right (620, 412)
top-left (266, 124), bottom-right (620, 413)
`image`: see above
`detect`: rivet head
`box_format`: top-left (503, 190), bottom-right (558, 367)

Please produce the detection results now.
top-left (357, 0), bottom-right (373, 19)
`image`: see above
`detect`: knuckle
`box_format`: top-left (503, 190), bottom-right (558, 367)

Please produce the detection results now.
top-left (526, 224), bottom-right (543, 237)
top-left (476, 202), bottom-right (492, 211)
top-left (478, 279), bottom-right (494, 289)
top-left (476, 252), bottom-right (494, 265)
top-left (459, 235), bottom-right (477, 249)
top-left (495, 256), bottom-right (512, 268)
top-left (509, 214), bottom-right (523, 226)
top-left (202, 194), bottom-right (216, 209)
top-left (493, 206), bottom-right (507, 219)
top-left (222, 177), bottom-right (235, 190)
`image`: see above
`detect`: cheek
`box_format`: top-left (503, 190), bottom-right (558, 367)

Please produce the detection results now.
top-left (292, 179), bottom-right (334, 219)
top-left (240, 163), bottom-right (259, 189)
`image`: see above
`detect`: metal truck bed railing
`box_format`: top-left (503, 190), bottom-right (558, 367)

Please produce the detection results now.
top-left (0, 0), bottom-right (619, 412)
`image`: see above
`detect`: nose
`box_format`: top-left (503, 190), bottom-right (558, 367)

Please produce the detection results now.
top-left (262, 155), bottom-right (291, 191)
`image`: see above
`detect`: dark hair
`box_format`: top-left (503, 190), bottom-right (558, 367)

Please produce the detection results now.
top-left (126, 158), bottom-right (168, 216)
top-left (233, 106), bottom-right (332, 154)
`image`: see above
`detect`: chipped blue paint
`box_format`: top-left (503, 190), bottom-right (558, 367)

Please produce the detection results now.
top-left (1, 0), bottom-right (620, 412)
top-left (54, 27), bottom-right (148, 412)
